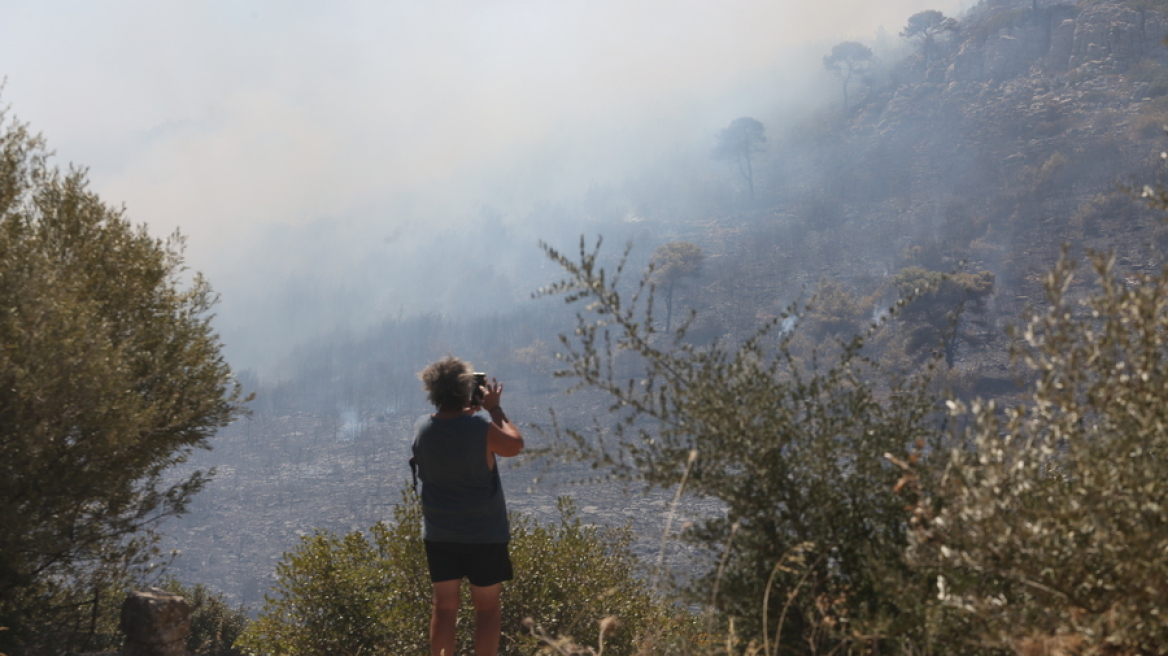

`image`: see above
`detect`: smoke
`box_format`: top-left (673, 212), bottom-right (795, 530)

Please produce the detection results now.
top-left (337, 408), bottom-right (365, 442)
top-left (0, 0), bottom-right (970, 372)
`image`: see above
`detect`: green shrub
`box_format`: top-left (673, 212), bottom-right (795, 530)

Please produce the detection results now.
top-left (238, 492), bottom-right (430, 656)
top-left (238, 488), bottom-right (677, 655)
top-left (507, 498), bottom-right (683, 654)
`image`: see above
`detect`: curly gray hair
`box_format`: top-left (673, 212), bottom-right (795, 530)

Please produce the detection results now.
top-left (417, 356), bottom-right (475, 410)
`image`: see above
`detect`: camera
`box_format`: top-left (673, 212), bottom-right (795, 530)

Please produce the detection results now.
top-left (471, 372), bottom-right (487, 405)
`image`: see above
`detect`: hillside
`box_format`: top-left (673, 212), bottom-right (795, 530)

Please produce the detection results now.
top-left (159, 0), bottom-right (1168, 606)
top-left (687, 0), bottom-right (1168, 386)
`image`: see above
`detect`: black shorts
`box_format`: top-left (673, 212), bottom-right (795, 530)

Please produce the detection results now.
top-left (424, 540), bottom-right (514, 587)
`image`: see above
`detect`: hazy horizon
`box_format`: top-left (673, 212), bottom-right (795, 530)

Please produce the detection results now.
top-left (1, 0), bottom-right (971, 373)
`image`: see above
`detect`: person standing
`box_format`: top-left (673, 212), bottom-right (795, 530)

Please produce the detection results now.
top-left (412, 356), bottom-right (524, 656)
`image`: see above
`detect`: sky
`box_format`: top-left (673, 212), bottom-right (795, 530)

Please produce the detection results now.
top-left (0, 0), bottom-right (969, 372)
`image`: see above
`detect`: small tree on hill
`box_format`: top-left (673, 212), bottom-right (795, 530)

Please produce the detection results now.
top-left (823, 41), bottom-right (874, 110)
top-left (649, 241), bottom-right (704, 332)
top-left (0, 106), bottom-right (247, 655)
top-left (900, 10), bottom-right (957, 69)
top-left (892, 267), bottom-right (995, 369)
top-left (805, 277), bottom-right (869, 337)
top-left (713, 117), bottom-right (766, 199)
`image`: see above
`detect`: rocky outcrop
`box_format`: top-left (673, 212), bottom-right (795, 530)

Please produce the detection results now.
top-left (1067, 3), bottom-right (1145, 72)
top-left (950, 39), bottom-right (987, 81)
top-left (986, 30), bottom-right (1026, 79)
top-left (946, 1), bottom-right (1168, 83)
top-left (1047, 19), bottom-right (1076, 71)
top-left (120, 589), bottom-right (191, 656)
top-left (946, 14), bottom-right (1055, 82)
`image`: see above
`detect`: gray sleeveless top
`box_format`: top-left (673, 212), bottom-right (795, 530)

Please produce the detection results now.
top-left (411, 413), bottom-right (510, 543)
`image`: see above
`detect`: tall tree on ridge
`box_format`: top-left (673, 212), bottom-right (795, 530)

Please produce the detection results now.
top-left (901, 10), bottom-right (957, 69)
top-left (824, 41), bottom-right (874, 110)
top-left (713, 117), bottom-right (766, 199)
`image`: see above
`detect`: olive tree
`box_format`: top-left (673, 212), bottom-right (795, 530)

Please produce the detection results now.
top-left (914, 252), bottom-right (1168, 653)
top-left (535, 237), bottom-right (946, 652)
top-left (0, 108), bottom-right (247, 654)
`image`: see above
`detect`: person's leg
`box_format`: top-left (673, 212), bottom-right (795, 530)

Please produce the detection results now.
top-left (431, 579), bottom-right (461, 656)
top-left (469, 583), bottom-right (502, 656)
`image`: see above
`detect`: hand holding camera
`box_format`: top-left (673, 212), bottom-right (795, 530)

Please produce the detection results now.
top-left (471, 372), bottom-right (504, 412)
top-left (471, 372), bottom-right (487, 406)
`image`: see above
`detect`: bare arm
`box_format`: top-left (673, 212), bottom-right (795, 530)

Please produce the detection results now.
top-left (481, 379), bottom-right (524, 457)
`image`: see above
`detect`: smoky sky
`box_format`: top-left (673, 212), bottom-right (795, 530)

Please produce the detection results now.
top-left (1, 0), bottom-right (969, 372)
